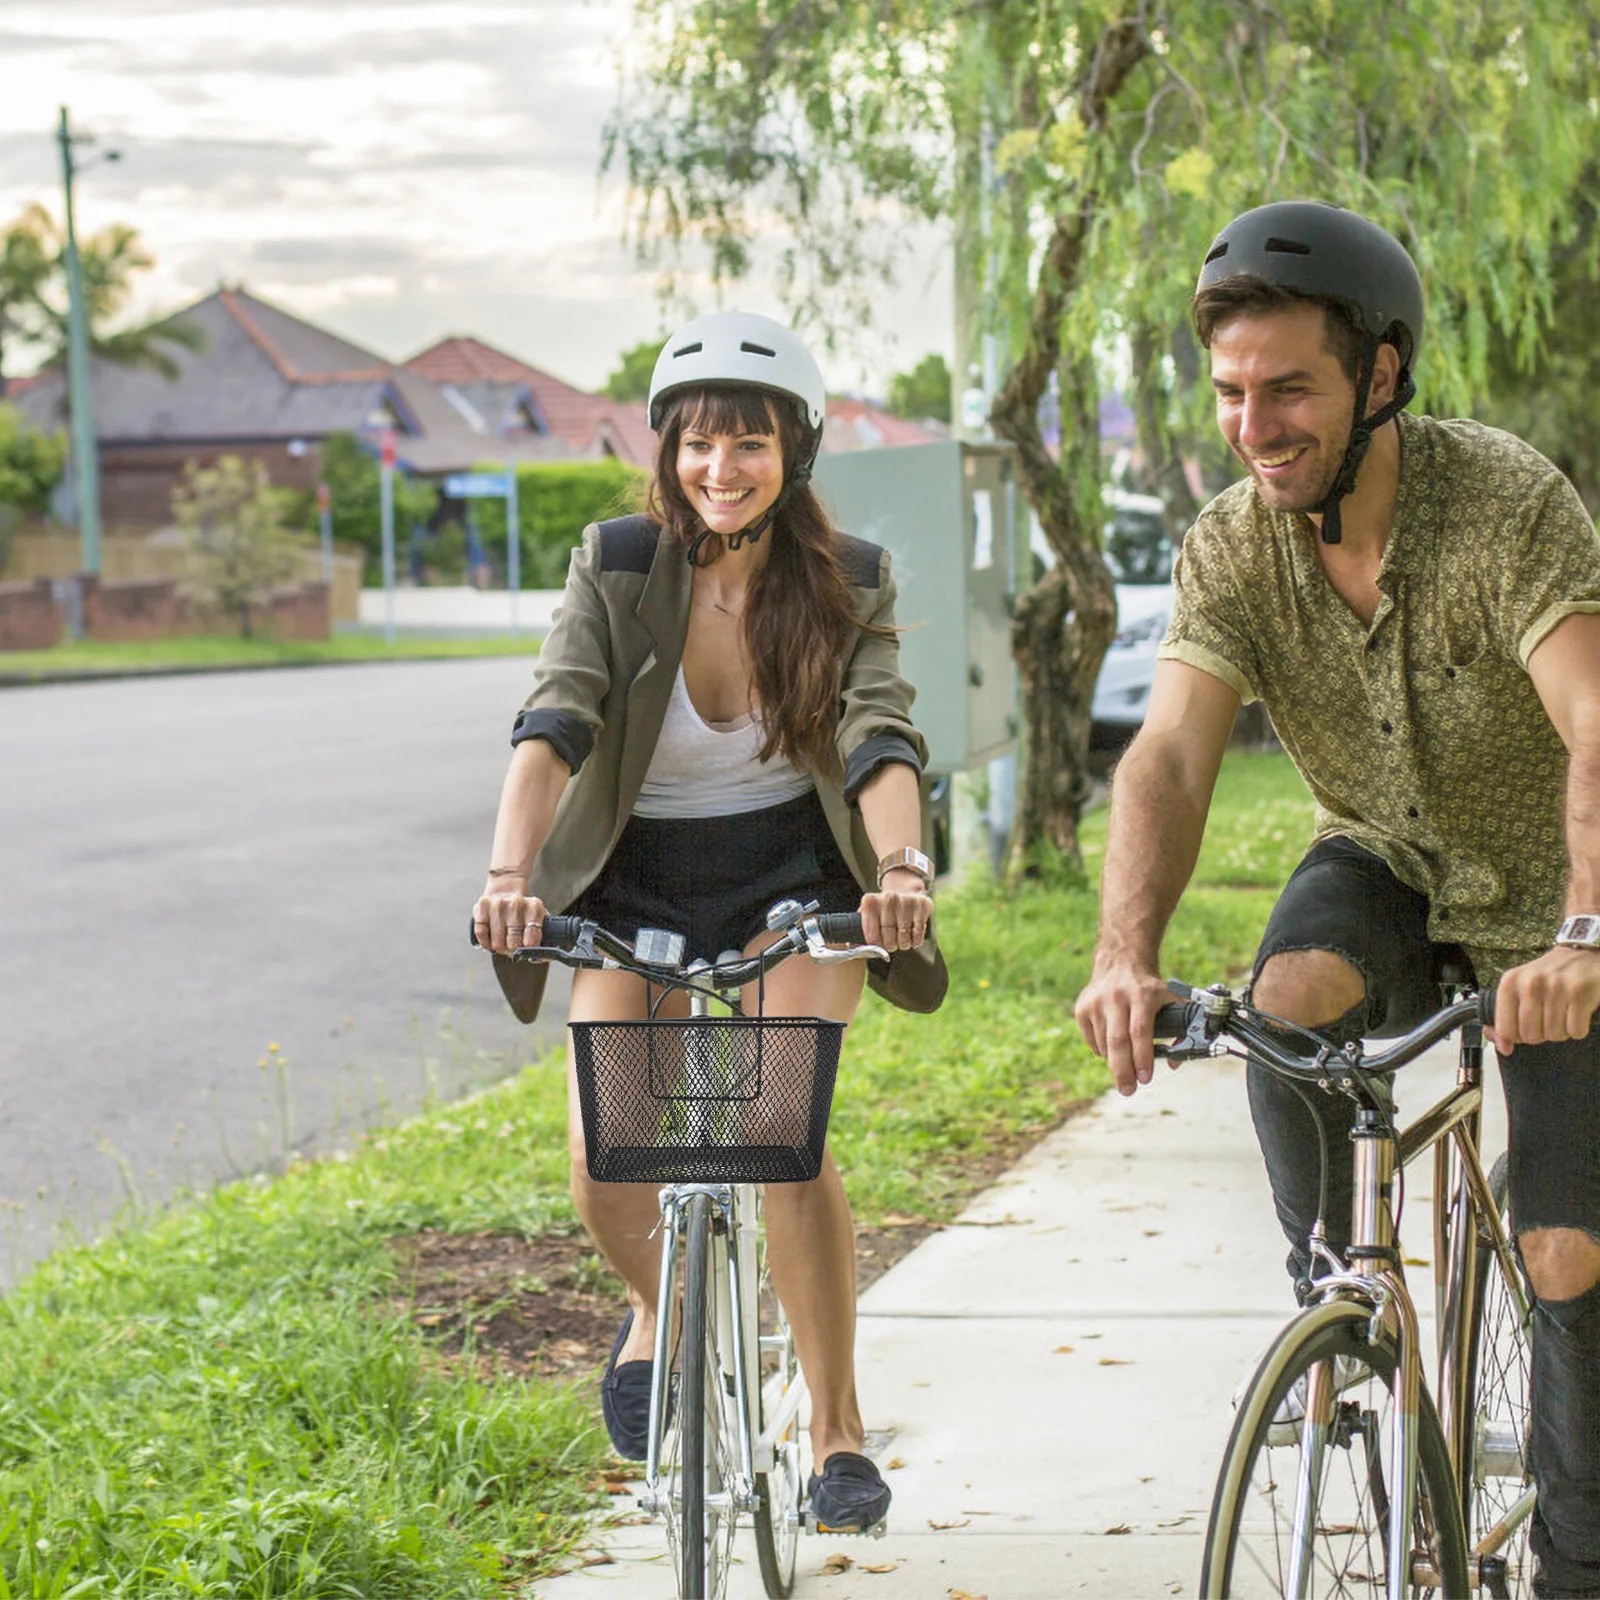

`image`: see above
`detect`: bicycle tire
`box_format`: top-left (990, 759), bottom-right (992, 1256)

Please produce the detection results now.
top-left (753, 1194), bottom-right (803, 1598)
top-left (1202, 1299), bottom-right (1469, 1598)
top-left (1460, 1153), bottom-right (1534, 1598)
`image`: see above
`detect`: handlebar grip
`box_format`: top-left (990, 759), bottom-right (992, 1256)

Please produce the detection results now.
top-left (1154, 1002), bottom-right (1192, 1040)
top-left (1480, 984), bottom-right (1497, 1028)
top-left (539, 914), bottom-right (585, 951)
top-left (815, 912), bottom-right (865, 945)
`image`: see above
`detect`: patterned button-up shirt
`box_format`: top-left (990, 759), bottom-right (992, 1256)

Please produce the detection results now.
top-left (1160, 411), bottom-right (1600, 980)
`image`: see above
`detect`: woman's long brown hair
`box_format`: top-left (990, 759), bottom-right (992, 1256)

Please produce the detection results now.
top-left (647, 385), bottom-right (871, 776)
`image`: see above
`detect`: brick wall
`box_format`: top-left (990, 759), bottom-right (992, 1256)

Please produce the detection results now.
top-left (81, 576), bottom-right (181, 642)
top-left (99, 439), bottom-right (326, 527)
top-left (0, 579), bottom-right (64, 650)
top-left (264, 581), bottom-right (331, 641)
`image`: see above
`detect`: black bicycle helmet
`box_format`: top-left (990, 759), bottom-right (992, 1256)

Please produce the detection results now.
top-left (1196, 201), bottom-right (1424, 543)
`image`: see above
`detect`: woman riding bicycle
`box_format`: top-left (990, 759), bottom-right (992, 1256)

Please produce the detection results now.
top-left (471, 311), bottom-right (947, 1535)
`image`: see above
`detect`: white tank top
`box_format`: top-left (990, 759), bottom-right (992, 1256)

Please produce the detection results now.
top-left (633, 666), bottom-right (815, 818)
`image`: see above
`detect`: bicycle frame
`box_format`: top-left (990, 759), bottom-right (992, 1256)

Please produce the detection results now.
top-left (1176, 983), bottom-right (1536, 1597)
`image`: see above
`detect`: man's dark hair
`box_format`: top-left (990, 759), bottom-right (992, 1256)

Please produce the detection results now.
top-left (1191, 277), bottom-right (1367, 382)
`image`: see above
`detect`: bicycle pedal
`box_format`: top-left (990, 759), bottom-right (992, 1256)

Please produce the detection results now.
top-left (801, 1511), bottom-right (887, 1538)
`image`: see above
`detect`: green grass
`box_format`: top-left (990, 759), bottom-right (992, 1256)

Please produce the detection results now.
top-left (0, 633), bottom-right (539, 679)
top-left (0, 748), bottom-right (1315, 1592)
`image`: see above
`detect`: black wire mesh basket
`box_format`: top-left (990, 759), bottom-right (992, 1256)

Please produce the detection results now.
top-left (570, 1016), bottom-right (846, 1183)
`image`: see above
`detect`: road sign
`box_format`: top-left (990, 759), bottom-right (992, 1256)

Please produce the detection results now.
top-left (443, 472), bottom-right (511, 498)
top-left (315, 482), bottom-right (330, 514)
top-left (380, 430), bottom-right (396, 470)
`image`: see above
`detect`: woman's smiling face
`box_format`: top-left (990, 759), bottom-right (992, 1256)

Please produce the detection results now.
top-left (675, 408), bottom-right (784, 535)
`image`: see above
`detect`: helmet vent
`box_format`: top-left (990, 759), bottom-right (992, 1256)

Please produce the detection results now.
top-left (739, 341), bottom-right (777, 357)
top-left (1204, 243), bottom-right (1229, 264)
top-left (1264, 237), bottom-right (1312, 255)
top-left (672, 341), bottom-right (704, 357)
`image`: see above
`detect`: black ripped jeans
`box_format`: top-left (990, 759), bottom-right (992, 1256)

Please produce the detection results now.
top-left (1247, 836), bottom-right (1600, 1595)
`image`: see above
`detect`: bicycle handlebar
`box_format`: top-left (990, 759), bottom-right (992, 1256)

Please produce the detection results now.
top-left (1153, 979), bottom-right (1498, 1086)
top-left (469, 904), bottom-right (879, 991)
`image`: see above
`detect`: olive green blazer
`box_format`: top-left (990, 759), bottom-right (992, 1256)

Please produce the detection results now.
top-left (491, 515), bottom-right (948, 1022)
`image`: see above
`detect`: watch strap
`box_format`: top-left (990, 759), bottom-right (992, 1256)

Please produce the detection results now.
top-left (1555, 913), bottom-right (1600, 949)
top-left (876, 846), bottom-right (934, 890)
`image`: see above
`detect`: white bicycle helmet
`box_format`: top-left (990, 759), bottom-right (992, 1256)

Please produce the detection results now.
top-left (647, 311), bottom-right (827, 433)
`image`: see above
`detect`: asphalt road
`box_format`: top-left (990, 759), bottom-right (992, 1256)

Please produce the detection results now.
top-left (1, 659), bottom-right (570, 1279)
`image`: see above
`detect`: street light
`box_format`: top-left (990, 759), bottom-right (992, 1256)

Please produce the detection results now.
top-left (56, 106), bottom-right (121, 578)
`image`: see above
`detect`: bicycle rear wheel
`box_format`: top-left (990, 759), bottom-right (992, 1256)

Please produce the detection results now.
top-left (1461, 1154), bottom-right (1534, 1599)
top-left (752, 1194), bottom-right (804, 1597)
top-left (1202, 1300), bottom-right (1468, 1598)
top-left (675, 1192), bottom-right (737, 1600)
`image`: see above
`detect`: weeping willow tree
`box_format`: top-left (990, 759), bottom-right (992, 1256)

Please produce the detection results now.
top-left (608, 0), bottom-right (1600, 880)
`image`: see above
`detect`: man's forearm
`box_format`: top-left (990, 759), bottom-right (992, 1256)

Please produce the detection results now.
top-left (1095, 734), bottom-right (1214, 970)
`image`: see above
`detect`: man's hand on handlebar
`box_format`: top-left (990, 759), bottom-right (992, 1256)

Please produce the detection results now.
top-left (1074, 961), bottom-right (1180, 1097)
top-left (859, 868), bottom-right (931, 953)
top-left (473, 878), bottom-right (549, 956)
top-left (1488, 944), bottom-right (1600, 1053)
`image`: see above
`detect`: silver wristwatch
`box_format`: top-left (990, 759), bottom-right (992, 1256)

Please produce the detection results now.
top-left (1554, 914), bottom-right (1600, 949)
top-left (876, 846), bottom-right (935, 890)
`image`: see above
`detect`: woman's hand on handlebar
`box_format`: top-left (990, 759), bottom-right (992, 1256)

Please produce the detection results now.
top-left (1074, 961), bottom-right (1178, 1098)
top-left (473, 879), bottom-right (548, 955)
top-left (859, 868), bottom-right (931, 952)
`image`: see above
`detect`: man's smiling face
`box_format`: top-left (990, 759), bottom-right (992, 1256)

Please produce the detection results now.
top-left (1209, 302), bottom-right (1363, 514)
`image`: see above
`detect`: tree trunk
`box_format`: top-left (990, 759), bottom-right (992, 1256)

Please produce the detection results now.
top-left (987, 19), bottom-right (1149, 884)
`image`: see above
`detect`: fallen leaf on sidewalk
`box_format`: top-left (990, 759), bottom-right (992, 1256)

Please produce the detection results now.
top-left (1097, 1357), bottom-right (1133, 1366)
top-left (885, 1456), bottom-right (906, 1470)
top-left (1159, 1515), bottom-right (1193, 1527)
top-left (862, 1562), bottom-right (898, 1573)
top-left (1403, 1255), bottom-right (1429, 1267)
top-left (1104, 1522), bottom-right (1132, 1535)
top-left (1052, 1344), bottom-right (1074, 1354)
top-left (881, 1213), bottom-right (926, 1228)
top-left (949, 1590), bottom-right (989, 1599)
top-left (821, 1553), bottom-right (853, 1575)
top-left (1143, 1229), bottom-right (1163, 1237)
top-left (928, 1517), bottom-right (969, 1530)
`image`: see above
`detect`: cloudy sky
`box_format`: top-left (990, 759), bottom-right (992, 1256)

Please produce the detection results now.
top-left (0, 1), bottom-right (953, 393)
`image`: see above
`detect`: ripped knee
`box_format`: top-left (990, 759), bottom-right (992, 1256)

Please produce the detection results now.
top-left (1252, 949), bottom-right (1366, 1029)
top-left (1519, 1226), bottom-right (1600, 1305)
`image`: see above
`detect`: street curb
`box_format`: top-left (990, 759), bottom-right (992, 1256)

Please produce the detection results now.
top-left (0, 651), bottom-right (532, 690)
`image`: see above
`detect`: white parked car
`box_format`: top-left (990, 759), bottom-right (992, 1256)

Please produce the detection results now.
top-left (1092, 492), bottom-right (1175, 742)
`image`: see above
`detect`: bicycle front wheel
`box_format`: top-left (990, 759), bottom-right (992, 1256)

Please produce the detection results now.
top-left (1461, 1154), bottom-right (1534, 1598)
top-left (752, 1192), bottom-right (804, 1598)
top-left (1202, 1300), bottom-right (1468, 1598)
top-left (676, 1192), bottom-right (737, 1600)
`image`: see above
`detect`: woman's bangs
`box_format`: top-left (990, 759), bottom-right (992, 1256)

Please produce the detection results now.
top-left (680, 385), bottom-right (779, 439)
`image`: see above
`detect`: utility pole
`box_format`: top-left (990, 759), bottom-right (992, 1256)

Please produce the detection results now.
top-left (57, 107), bottom-right (114, 577)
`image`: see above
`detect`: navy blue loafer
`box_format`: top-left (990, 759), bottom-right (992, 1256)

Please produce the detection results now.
top-left (806, 1451), bottom-right (891, 1533)
top-left (600, 1312), bottom-right (654, 1461)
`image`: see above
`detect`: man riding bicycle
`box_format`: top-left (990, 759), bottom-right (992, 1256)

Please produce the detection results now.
top-left (1075, 200), bottom-right (1600, 1598)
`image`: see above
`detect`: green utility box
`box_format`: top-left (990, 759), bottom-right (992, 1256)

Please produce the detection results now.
top-left (814, 441), bottom-right (1025, 773)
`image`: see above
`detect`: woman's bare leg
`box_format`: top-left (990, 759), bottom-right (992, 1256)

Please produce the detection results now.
top-left (565, 966), bottom-right (686, 1363)
top-left (746, 948), bottom-right (868, 1467)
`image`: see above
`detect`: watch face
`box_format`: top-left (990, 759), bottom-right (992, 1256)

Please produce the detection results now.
top-left (1558, 914), bottom-right (1600, 948)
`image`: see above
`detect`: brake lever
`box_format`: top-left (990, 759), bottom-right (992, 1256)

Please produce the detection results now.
top-left (800, 918), bottom-right (889, 965)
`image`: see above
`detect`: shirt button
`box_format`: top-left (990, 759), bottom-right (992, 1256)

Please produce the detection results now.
top-left (1381, 719), bottom-right (1393, 734)
top-left (1407, 805), bottom-right (1419, 818)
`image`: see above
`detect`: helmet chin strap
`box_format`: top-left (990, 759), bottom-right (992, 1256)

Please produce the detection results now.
top-left (1312, 345), bottom-right (1415, 546)
top-left (684, 439), bottom-right (820, 568)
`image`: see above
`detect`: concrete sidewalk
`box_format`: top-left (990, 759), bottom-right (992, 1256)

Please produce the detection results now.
top-left (535, 1038), bottom-right (1504, 1598)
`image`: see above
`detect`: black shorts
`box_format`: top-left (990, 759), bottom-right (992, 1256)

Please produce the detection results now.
top-left (1252, 835), bottom-right (1600, 1243)
top-left (571, 789), bottom-right (863, 963)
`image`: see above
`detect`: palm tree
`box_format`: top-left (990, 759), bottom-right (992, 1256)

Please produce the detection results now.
top-left (0, 205), bottom-right (52, 400)
top-left (0, 202), bottom-right (203, 400)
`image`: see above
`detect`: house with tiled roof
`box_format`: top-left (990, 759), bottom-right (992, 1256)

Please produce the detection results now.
top-left (403, 336), bottom-right (656, 467)
top-left (11, 289), bottom-right (601, 528)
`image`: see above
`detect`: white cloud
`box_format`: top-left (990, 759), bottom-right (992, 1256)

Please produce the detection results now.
top-left (0, 0), bottom-right (951, 392)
